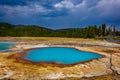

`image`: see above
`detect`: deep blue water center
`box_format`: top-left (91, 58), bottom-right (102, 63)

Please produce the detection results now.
top-left (0, 43), bottom-right (14, 51)
top-left (24, 47), bottom-right (102, 64)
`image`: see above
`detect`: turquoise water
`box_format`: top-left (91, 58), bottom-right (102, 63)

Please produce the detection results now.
top-left (0, 43), bottom-right (14, 51)
top-left (24, 47), bottom-right (102, 64)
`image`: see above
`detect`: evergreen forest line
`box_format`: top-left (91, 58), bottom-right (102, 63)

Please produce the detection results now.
top-left (0, 22), bottom-right (120, 38)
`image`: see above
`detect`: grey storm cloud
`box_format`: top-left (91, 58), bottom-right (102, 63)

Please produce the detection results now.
top-left (96, 0), bottom-right (120, 18)
top-left (0, 0), bottom-right (120, 29)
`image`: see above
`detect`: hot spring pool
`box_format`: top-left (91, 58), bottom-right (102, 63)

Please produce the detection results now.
top-left (24, 47), bottom-right (102, 64)
top-left (0, 43), bottom-right (14, 51)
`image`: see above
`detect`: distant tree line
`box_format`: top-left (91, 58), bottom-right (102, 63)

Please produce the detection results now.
top-left (0, 22), bottom-right (120, 38)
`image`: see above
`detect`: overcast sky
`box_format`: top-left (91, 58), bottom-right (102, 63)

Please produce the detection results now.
top-left (0, 0), bottom-right (120, 29)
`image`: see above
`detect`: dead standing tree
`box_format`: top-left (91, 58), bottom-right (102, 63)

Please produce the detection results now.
top-left (109, 53), bottom-right (119, 75)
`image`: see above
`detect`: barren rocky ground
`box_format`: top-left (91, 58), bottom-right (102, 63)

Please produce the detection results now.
top-left (0, 37), bottom-right (120, 80)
